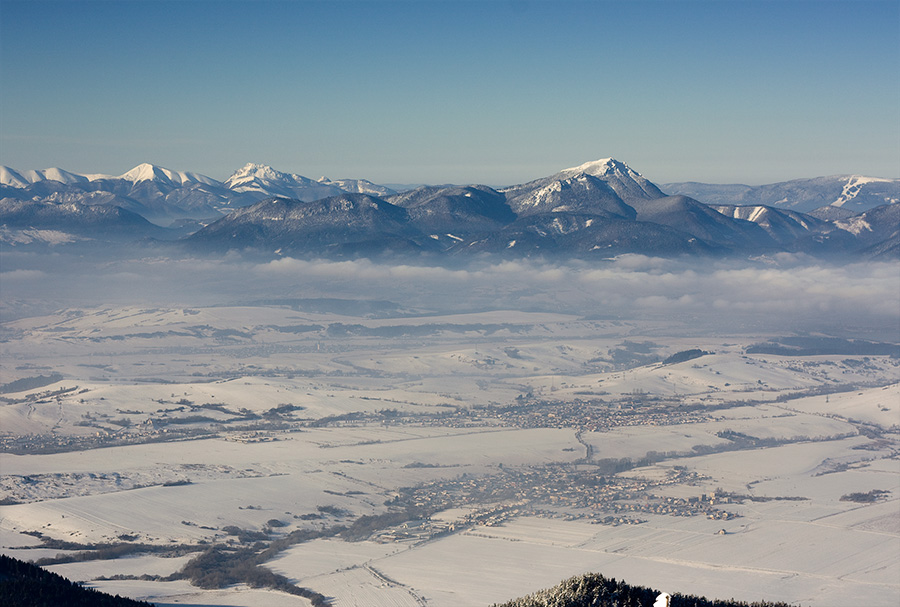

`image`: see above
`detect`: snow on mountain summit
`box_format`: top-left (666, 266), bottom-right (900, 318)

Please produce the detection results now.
top-left (0, 166), bottom-right (31, 188)
top-left (0, 163), bottom-right (218, 188)
top-left (225, 163), bottom-right (317, 191)
top-left (226, 163), bottom-right (294, 186)
top-left (224, 163), bottom-right (344, 201)
top-left (554, 157), bottom-right (665, 202)
top-left (560, 157), bottom-right (627, 177)
top-left (117, 163), bottom-right (219, 187)
top-left (0, 166), bottom-right (93, 186)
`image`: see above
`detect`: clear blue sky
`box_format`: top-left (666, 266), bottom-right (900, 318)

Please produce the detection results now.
top-left (1, 0), bottom-right (898, 185)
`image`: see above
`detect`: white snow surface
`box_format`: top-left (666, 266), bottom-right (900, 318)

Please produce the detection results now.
top-left (224, 163), bottom-right (314, 190)
top-left (832, 175), bottom-right (898, 207)
top-left (559, 157), bottom-right (633, 178)
top-left (1, 303), bottom-right (898, 607)
top-left (0, 166), bottom-right (31, 187)
top-left (116, 163), bottom-right (219, 186)
top-left (0, 163), bottom-right (218, 187)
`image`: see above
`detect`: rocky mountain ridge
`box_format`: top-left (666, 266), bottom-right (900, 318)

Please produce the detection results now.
top-left (2, 159), bottom-right (897, 259)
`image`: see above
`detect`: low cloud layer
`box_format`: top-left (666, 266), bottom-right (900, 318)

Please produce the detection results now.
top-left (2, 250), bottom-right (897, 337)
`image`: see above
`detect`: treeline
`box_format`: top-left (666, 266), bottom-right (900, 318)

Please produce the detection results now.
top-left (0, 554), bottom-right (154, 607)
top-left (339, 506), bottom-right (429, 541)
top-left (663, 349), bottom-right (709, 365)
top-left (492, 572), bottom-right (793, 607)
top-left (0, 373), bottom-right (63, 394)
top-left (745, 336), bottom-right (899, 357)
top-left (29, 533), bottom-right (196, 566)
top-left (170, 540), bottom-right (330, 606)
top-left (324, 322), bottom-right (519, 338)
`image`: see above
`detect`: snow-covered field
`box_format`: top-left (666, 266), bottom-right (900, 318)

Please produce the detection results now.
top-left (2, 300), bottom-right (898, 606)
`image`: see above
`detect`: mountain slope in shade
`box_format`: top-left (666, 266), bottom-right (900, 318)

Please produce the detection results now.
top-left (633, 195), bottom-right (774, 251)
top-left (502, 173), bottom-right (638, 219)
top-left (317, 175), bottom-right (397, 197)
top-left (0, 197), bottom-right (172, 241)
top-left (663, 175), bottom-right (900, 213)
top-left (460, 211), bottom-right (712, 258)
top-left (388, 184), bottom-right (516, 235)
top-left (710, 204), bottom-right (834, 245)
top-left (501, 158), bottom-right (659, 219)
top-left (806, 205), bottom-right (857, 222)
top-left (834, 203), bottom-right (900, 260)
top-left (187, 193), bottom-right (432, 256)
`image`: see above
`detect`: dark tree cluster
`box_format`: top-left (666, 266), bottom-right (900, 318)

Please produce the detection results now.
top-left (171, 545), bottom-right (329, 605)
top-left (492, 572), bottom-right (793, 607)
top-left (840, 489), bottom-right (889, 503)
top-left (663, 349), bottom-right (710, 365)
top-left (0, 554), bottom-right (154, 607)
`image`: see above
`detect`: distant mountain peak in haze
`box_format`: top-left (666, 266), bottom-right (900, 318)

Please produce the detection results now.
top-left (117, 163), bottom-right (217, 186)
top-left (557, 157), bottom-right (665, 201)
top-left (560, 157), bottom-right (630, 176)
top-left (663, 173), bottom-right (900, 214)
top-left (227, 162), bottom-right (295, 184)
top-left (0, 163), bottom-right (218, 187)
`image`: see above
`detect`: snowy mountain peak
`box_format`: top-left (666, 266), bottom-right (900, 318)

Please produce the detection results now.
top-left (555, 157), bottom-right (664, 201)
top-left (560, 158), bottom-right (637, 179)
top-left (223, 163), bottom-right (346, 200)
top-left (227, 163), bottom-right (290, 183)
top-left (223, 163), bottom-right (318, 191)
top-left (0, 166), bottom-right (93, 186)
top-left (0, 166), bottom-right (30, 187)
top-left (119, 163), bottom-right (177, 185)
top-left (117, 163), bottom-right (218, 187)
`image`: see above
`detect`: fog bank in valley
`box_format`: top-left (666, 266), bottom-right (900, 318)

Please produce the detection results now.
top-left (2, 250), bottom-right (896, 338)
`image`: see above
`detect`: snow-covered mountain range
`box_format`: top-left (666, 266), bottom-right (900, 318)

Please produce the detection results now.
top-left (662, 175), bottom-right (900, 214)
top-left (1, 159), bottom-right (897, 259)
top-left (0, 162), bottom-right (398, 223)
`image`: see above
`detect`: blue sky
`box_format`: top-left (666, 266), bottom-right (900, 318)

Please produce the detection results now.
top-left (1, 0), bottom-right (898, 185)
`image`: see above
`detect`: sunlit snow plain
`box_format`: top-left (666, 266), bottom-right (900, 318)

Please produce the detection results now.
top-left (1, 253), bottom-right (898, 606)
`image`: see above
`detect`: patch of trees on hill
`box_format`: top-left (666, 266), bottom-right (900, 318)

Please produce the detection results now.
top-left (663, 349), bottom-right (710, 365)
top-left (0, 554), bottom-right (153, 607)
top-left (171, 545), bottom-right (328, 605)
top-left (840, 489), bottom-right (890, 503)
top-left (492, 572), bottom-right (793, 607)
top-left (0, 373), bottom-right (64, 394)
top-left (745, 336), bottom-right (899, 357)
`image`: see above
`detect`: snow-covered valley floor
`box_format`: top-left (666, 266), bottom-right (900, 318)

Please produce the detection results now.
top-left (2, 300), bottom-right (898, 606)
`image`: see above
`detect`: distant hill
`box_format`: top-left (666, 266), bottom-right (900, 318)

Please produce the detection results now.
top-left (492, 572), bottom-right (791, 607)
top-left (0, 197), bottom-right (174, 242)
top-left (662, 175), bottom-right (900, 214)
top-left (185, 193), bottom-right (432, 256)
